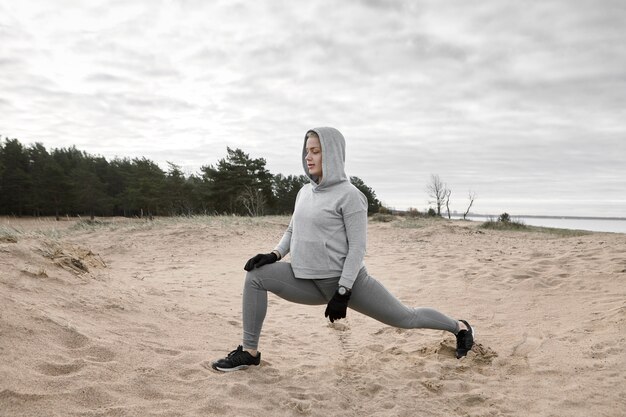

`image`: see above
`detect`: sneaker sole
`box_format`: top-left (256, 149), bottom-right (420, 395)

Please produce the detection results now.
top-left (211, 363), bottom-right (252, 372)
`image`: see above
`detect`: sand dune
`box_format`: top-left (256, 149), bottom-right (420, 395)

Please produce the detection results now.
top-left (1, 216), bottom-right (625, 416)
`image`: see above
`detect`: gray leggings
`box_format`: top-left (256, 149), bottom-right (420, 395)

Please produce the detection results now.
top-left (242, 263), bottom-right (459, 350)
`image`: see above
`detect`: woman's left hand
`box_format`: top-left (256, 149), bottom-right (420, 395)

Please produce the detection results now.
top-left (325, 289), bottom-right (351, 322)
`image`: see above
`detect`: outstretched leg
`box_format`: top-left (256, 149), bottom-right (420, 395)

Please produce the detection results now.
top-left (347, 268), bottom-right (460, 333)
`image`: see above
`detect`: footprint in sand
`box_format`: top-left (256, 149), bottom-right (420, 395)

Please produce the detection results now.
top-left (0, 389), bottom-right (45, 402)
top-left (153, 347), bottom-right (181, 356)
top-left (415, 340), bottom-right (455, 357)
top-left (52, 324), bottom-right (90, 349)
top-left (462, 393), bottom-right (487, 406)
top-left (44, 319), bottom-right (117, 366)
top-left (37, 359), bottom-right (85, 376)
top-left (421, 380), bottom-right (444, 392)
top-left (511, 333), bottom-right (543, 358)
top-left (587, 340), bottom-right (624, 360)
top-left (82, 345), bottom-right (116, 363)
top-left (360, 383), bottom-right (384, 396)
top-left (282, 399), bottom-right (312, 414)
top-left (178, 368), bottom-right (205, 380)
top-left (511, 273), bottom-right (531, 281)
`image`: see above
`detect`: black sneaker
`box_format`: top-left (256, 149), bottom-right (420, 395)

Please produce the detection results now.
top-left (211, 345), bottom-right (261, 372)
top-left (455, 320), bottom-right (474, 359)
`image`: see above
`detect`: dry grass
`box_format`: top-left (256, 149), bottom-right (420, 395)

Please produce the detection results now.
top-left (480, 219), bottom-right (591, 237)
top-left (36, 240), bottom-right (107, 275)
top-left (0, 226), bottom-right (19, 243)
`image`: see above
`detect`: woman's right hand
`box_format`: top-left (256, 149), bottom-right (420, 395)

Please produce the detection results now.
top-left (244, 253), bottom-right (278, 271)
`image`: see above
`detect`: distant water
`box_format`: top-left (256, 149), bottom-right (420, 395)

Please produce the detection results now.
top-left (453, 216), bottom-right (626, 234)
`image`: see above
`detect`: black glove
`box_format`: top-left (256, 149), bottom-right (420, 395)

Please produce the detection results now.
top-left (244, 252), bottom-right (278, 271)
top-left (324, 289), bottom-right (351, 323)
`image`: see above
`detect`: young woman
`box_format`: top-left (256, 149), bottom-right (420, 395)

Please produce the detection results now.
top-left (211, 127), bottom-right (474, 372)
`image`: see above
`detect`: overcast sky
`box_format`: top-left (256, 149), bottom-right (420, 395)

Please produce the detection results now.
top-left (2, 0), bottom-right (625, 217)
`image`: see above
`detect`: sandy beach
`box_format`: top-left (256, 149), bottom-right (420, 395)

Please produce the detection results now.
top-left (1, 215), bottom-right (625, 417)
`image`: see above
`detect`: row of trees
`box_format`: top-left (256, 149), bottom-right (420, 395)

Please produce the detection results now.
top-left (0, 138), bottom-right (381, 218)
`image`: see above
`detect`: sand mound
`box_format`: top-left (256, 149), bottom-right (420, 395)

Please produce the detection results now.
top-left (37, 240), bottom-right (107, 275)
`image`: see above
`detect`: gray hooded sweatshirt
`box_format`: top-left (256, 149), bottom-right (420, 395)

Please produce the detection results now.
top-left (274, 127), bottom-right (368, 289)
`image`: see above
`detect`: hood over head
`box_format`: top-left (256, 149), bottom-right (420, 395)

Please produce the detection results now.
top-left (302, 127), bottom-right (349, 190)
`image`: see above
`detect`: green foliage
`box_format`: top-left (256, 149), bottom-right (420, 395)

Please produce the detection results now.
top-left (405, 207), bottom-right (421, 218)
top-left (481, 220), bottom-right (528, 231)
top-left (393, 217), bottom-right (428, 229)
top-left (71, 156), bottom-right (113, 220)
top-left (125, 158), bottom-right (166, 217)
top-left (164, 162), bottom-right (195, 216)
top-left (350, 176), bottom-right (381, 214)
top-left (0, 138), bottom-right (384, 218)
top-left (200, 147), bottom-right (274, 216)
top-left (481, 214), bottom-right (528, 231)
top-left (427, 208), bottom-right (437, 217)
top-left (370, 213), bottom-right (395, 222)
top-left (272, 174), bottom-right (309, 214)
top-left (0, 139), bottom-right (31, 215)
top-left (480, 218), bottom-right (592, 236)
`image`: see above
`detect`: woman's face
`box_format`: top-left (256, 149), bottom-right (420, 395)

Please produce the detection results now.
top-left (305, 135), bottom-right (323, 178)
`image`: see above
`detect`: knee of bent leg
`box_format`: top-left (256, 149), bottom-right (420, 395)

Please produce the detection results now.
top-left (244, 269), bottom-right (261, 288)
